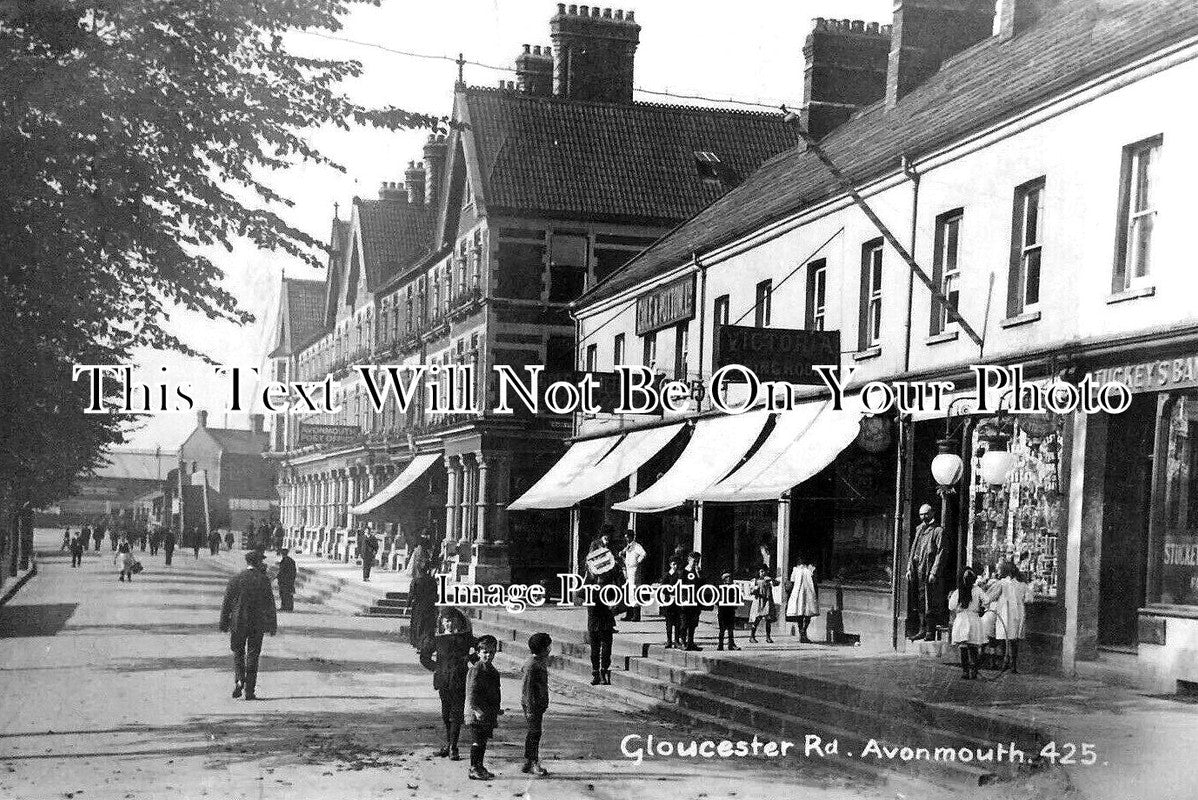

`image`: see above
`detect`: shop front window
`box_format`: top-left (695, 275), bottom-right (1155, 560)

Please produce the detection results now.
top-left (1159, 393), bottom-right (1198, 606)
top-left (967, 414), bottom-right (1063, 600)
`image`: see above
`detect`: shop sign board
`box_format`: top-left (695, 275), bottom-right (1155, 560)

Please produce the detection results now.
top-left (713, 324), bottom-right (841, 385)
top-left (1090, 355), bottom-right (1198, 393)
top-left (298, 423), bottom-right (361, 447)
top-left (635, 275), bottom-right (695, 335)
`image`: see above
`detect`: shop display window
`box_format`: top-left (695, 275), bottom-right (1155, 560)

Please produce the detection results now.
top-left (968, 414), bottom-right (1064, 600)
top-left (1158, 393), bottom-right (1198, 606)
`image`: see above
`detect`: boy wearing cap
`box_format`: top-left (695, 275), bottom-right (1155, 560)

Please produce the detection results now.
top-left (466, 635), bottom-right (501, 780)
top-left (521, 632), bottom-right (552, 776)
top-left (716, 572), bottom-right (741, 651)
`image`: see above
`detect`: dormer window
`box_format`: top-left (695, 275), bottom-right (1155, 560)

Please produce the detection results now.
top-left (694, 151), bottom-right (741, 189)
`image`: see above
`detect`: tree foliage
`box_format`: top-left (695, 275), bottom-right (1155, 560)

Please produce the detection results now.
top-left (0, 0), bottom-right (435, 514)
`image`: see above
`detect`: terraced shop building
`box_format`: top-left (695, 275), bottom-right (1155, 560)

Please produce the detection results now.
top-left (556, 0), bottom-right (1198, 691)
top-left (269, 4), bottom-right (798, 586)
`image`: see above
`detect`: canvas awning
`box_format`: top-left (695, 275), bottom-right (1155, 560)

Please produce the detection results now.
top-left (349, 453), bottom-right (440, 516)
top-left (613, 411), bottom-right (771, 514)
top-left (699, 397), bottom-right (864, 502)
top-left (506, 436), bottom-right (621, 511)
top-left (507, 423), bottom-right (685, 511)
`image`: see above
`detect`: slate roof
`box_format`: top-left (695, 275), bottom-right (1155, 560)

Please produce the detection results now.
top-left (579, 0), bottom-right (1198, 305)
top-left (463, 88), bottom-right (800, 224)
top-left (205, 428), bottom-right (268, 456)
top-left (354, 197), bottom-right (435, 289)
top-left (283, 278), bottom-right (325, 352)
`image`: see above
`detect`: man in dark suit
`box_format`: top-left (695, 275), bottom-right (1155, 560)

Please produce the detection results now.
top-left (219, 550), bottom-right (277, 700)
top-left (359, 528), bottom-right (379, 582)
top-left (276, 548), bottom-right (297, 612)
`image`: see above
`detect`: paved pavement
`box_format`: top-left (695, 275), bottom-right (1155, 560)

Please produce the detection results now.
top-left (0, 530), bottom-right (962, 800)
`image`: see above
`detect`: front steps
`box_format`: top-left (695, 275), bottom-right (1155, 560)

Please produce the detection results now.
top-left (465, 608), bottom-right (1047, 788)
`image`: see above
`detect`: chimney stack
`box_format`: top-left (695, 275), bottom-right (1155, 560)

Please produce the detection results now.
top-left (997, 0), bottom-right (1059, 40)
top-left (423, 134), bottom-right (448, 207)
top-left (550, 5), bottom-right (641, 103)
top-left (405, 160), bottom-right (426, 205)
top-left (196, 410), bottom-right (208, 429)
top-left (516, 43), bottom-right (554, 96)
top-left (250, 414), bottom-right (265, 434)
top-left (885, 0), bottom-right (995, 109)
top-left (378, 181), bottom-right (408, 201)
top-left (803, 18), bottom-right (892, 139)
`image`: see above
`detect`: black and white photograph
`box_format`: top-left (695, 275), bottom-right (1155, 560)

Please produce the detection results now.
top-left (2, 0), bottom-right (1197, 798)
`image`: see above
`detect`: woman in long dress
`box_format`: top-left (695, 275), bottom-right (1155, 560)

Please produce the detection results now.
top-left (948, 566), bottom-right (987, 679)
top-left (984, 560), bottom-right (1030, 672)
top-left (115, 536), bottom-right (136, 582)
top-left (785, 558), bottom-right (819, 643)
top-left (748, 567), bottom-right (777, 643)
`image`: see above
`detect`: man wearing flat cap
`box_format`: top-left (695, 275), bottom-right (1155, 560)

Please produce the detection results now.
top-left (907, 503), bottom-right (945, 641)
top-left (219, 549), bottom-right (277, 699)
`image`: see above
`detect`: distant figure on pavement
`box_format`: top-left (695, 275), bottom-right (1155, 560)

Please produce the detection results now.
top-left (190, 526), bottom-right (201, 558)
top-left (272, 522), bottom-right (285, 552)
top-left (619, 529), bottom-right (646, 622)
top-left (60, 527), bottom-right (71, 551)
top-left (149, 526), bottom-right (161, 556)
top-left (163, 527), bottom-right (176, 565)
top-left (224, 529), bottom-right (235, 551)
top-left (219, 550), bottom-right (277, 700)
top-left (108, 526), bottom-right (118, 551)
top-left (115, 536), bottom-right (136, 582)
top-left (256, 522), bottom-right (271, 551)
top-left (406, 529), bottom-right (432, 579)
top-left (81, 524), bottom-right (92, 552)
top-left (208, 529), bottom-right (222, 556)
top-left (92, 525), bottom-right (104, 552)
top-left (409, 559), bottom-right (439, 656)
top-left (244, 519), bottom-right (256, 550)
top-left (69, 534), bottom-right (84, 568)
top-left (359, 528), bottom-right (379, 582)
top-left (276, 548), bottom-right (297, 612)
top-left (139, 526), bottom-right (148, 552)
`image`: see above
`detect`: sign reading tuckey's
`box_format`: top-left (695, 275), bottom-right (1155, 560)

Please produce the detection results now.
top-left (635, 275), bottom-right (696, 335)
top-left (1089, 355), bottom-right (1198, 393)
top-left (713, 325), bottom-right (841, 385)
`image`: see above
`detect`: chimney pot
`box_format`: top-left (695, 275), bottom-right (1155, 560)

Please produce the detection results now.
top-left (251, 413), bottom-right (264, 434)
top-left (591, 6), bottom-right (600, 16)
top-left (626, 10), bottom-right (634, 21)
top-left (603, 7), bottom-right (612, 17)
top-left (568, 5), bottom-right (577, 15)
top-left (814, 16), bottom-right (826, 29)
top-left (544, 46), bottom-right (552, 56)
top-left (557, 3), bottom-right (566, 13)
top-left (197, 410), bottom-right (208, 428)
top-left (551, 2), bottom-right (640, 102)
top-left (533, 45), bottom-right (541, 55)
top-left (885, 0), bottom-right (995, 108)
top-left (523, 43), bottom-right (531, 53)
top-left (578, 5), bottom-right (587, 15)
top-left (804, 13), bottom-right (892, 138)
top-left (851, 19), bottom-right (864, 32)
top-left (866, 21), bottom-right (879, 33)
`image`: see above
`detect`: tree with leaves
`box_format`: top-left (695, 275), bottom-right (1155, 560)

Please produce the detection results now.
top-left (0, 0), bottom-right (435, 566)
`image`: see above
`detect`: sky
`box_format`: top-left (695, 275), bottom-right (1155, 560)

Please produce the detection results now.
top-left (119, 0), bottom-right (892, 450)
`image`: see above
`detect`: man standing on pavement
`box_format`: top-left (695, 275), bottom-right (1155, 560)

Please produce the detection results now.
top-left (69, 533), bottom-right (84, 567)
top-left (277, 548), bottom-right (297, 612)
top-left (219, 550), bottom-right (277, 700)
top-left (619, 529), bottom-right (646, 622)
top-left (907, 503), bottom-right (946, 641)
top-left (208, 528), bottom-right (222, 556)
top-left (359, 527), bottom-right (379, 582)
top-left (163, 526), bottom-right (176, 566)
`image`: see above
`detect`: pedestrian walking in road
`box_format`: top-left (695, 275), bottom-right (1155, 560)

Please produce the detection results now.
top-left (785, 555), bottom-right (820, 643)
top-left (81, 524), bottom-right (92, 552)
top-left (219, 550), bottom-right (278, 700)
top-left (69, 534), bottom-right (84, 568)
top-left (584, 529), bottom-right (619, 684)
top-left (619, 529), bottom-right (646, 622)
top-left (139, 526), bottom-right (148, 552)
top-left (149, 526), bottom-right (160, 556)
top-left (682, 551), bottom-right (705, 651)
top-left (276, 548), bottom-right (297, 612)
top-left (92, 524), bottom-right (104, 552)
top-left (465, 635), bottom-right (500, 780)
top-left (521, 632), bottom-right (552, 777)
top-left (224, 529), bottom-right (235, 551)
top-left (208, 529), bottom-right (222, 556)
top-left (108, 526), bottom-right (118, 552)
top-left (60, 527), bottom-right (71, 551)
top-left (272, 522), bottom-right (285, 552)
top-left (948, 566), bottom-right (986, 680)
top-left (244, 519), bottom-right (256, 550)
top-left (716, 572), bottom-right (741, 651)
top-left (359, 527), bottom-right (379, 581)
top-left (163, 527), bottom-right (176, 565)
top-left (190, 526), bottom-right (201, 558)
top-left (430, 607), bottom-right (474, 761)
top-left (115, 536), bottom-right (136, 582)
top-left (748, 566), bottom-right (777, 644)
top-left (660, 558), bottom-right (683, 648)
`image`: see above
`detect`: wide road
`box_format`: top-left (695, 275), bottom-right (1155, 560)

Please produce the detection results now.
top-left (0, 530), bottom-right (921, 800)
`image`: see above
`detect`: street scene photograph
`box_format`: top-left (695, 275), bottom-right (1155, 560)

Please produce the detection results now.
top-left (3, 0), bottom-right (1198, 798)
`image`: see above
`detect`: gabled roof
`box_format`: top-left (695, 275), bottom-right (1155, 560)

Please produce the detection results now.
top-left (272, 277), bottom-right (325, 357)
top-left (579, 0), bottom-right (1198, 306)
top-left (204, 428), bottom-right (268, 456)
top-left (462, 87), bottom-right (800, 225)
top-left (354, 196), bottom-right (435, 289)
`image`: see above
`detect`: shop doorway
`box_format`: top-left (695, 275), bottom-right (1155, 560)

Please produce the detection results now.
top-left (1098, 395), bottom-right (1156, 649)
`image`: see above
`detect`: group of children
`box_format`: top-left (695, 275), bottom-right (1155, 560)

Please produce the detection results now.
top-left (428, 607), bottom-right (553, 781)
top-left (948, 559), bottom-right (1030, 678)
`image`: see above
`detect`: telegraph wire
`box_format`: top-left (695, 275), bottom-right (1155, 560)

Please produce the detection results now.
top-left (295, 30), bottom-right (803, 111)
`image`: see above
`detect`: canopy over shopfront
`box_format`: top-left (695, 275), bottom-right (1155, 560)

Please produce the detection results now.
top-left (613, 411), bottom-right (771, 513)
top-left (349, 452), bottom-right (440, 516)
top-left (507, 424), bottom-right (684, 510)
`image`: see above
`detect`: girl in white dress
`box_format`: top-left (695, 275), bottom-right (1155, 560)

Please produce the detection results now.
top-left (985, 560), bottom-right (1030, 673)
top-left (947, 566), bottom-right (986, 679)
top-left (785, 558), bottom-right (819, 643)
